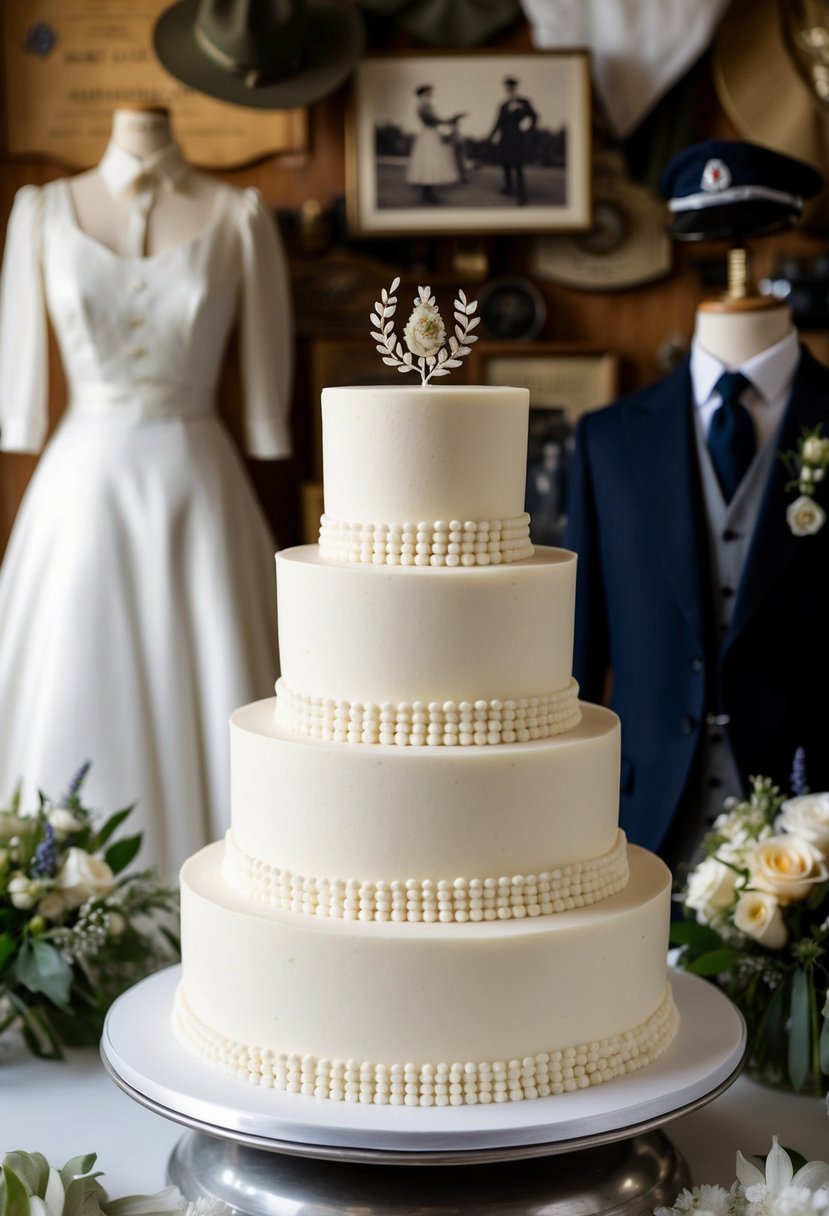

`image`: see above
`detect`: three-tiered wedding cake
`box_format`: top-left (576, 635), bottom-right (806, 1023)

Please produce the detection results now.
top-left (173, 288), bottom-right (678, 1107)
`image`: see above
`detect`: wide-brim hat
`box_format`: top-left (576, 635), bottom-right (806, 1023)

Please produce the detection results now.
top-left (154, 0), bottom-right (365, 110)
top-left (712, 0), bottom-right (829, 228)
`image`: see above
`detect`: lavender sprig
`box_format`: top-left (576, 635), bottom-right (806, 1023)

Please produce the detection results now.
top-left (32, 822), bottom-right (58, 877)
top-left (790, 747), bottom-right (809, 797)
top-left (61, 759), bottom-right (91, 807)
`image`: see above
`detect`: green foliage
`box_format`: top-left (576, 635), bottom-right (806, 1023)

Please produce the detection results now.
top-left (0, 769), bottom-right (179, 1061)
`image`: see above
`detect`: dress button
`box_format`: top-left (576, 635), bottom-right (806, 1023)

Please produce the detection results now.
top-left (128, 315), bottom-right (145, 328)
top-left (722, 528), bottom-right (740, 542)
top-left (130, 279), bottom-right (147, 294)
top-left (707, 776), bottom-right (724, 789)
top-left (721, 586), bottom-right (735, 598)
top-left (679, 715), bottom-right (696, 735)
top-left (129, 346), bottom-right (148, 359)
top-left (690, 656), bottom-right (703, 672)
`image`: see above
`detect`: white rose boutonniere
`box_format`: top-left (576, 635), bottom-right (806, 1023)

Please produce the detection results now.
top-left (781, 425), bottom-right (829, 536)
top-left (371, 278), bottom-right (478, 386)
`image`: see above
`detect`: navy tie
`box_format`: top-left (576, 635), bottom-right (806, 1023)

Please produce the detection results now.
top-left (707, 371), bottom-right (756, 503)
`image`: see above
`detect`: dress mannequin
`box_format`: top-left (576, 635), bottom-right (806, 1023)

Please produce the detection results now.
top-left (0, 109), bottom-right (293, 878)
top-left (69, 107), bottom-right (219, 254)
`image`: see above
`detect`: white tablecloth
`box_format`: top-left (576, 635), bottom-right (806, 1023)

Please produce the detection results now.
top-left (1, 1034), bottom-right (827, 1198)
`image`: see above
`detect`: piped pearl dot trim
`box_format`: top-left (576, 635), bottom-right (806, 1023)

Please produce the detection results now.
top-left (319, 514), bottom-right (534, 567)
top-left (222, 830), bottom-right (630, 922)
top-left (274, 679), bottom-right (582, 746)
top-left (174, 982), bottom-right (679, 1104)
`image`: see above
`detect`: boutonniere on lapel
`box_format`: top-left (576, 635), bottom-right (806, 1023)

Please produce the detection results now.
top-left (779, 425), bottom-right (829, 536)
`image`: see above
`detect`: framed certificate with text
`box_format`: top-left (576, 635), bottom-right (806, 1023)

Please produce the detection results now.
top-left (1, 0), bottom-right (307, 168)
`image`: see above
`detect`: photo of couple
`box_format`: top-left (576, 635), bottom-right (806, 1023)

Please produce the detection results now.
top-left (349, 53), bottom-right (590, 235)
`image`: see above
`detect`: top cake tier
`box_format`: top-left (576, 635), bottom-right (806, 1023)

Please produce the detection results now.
top-left (321, 385), bottom-right (530, 527)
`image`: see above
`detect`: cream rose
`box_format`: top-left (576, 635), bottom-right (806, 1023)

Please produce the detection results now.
top-left (685, 855), bottom-right (739, 923)
top-left (787, 495), bottom-right (825, 537)
top-left (733, 891), bottom-right (788, 949)
top-left (403, 304), bottom-right (446, 359)
top-left (749, 834), bottom-right (829, 905)
top-left (38, 892), bottom-right (67, 921)
top-left (778, 793), bottom-right (829, 856)
top-left (47, 807), bottom-right (85, 837)
top-left (54, 847), bottom-right (115, 910)
top-left (802, 435), bottom-right (829, 465)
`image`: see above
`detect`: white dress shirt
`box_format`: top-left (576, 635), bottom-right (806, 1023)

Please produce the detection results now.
top-left (690, 327), bottom-right (800, 449)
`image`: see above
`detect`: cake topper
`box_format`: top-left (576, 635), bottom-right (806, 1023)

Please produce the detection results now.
top-left (371, 278), bottom-right (479, 386)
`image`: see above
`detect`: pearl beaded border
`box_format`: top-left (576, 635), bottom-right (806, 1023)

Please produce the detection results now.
top-left (174, 982), bottom-right (679, 1105)
top-left (222, 830), bottom-right (630, 922)
top-left (274, 679), bottom-right (582, 746)
top-left (319, 513), bottom-right (534, 567)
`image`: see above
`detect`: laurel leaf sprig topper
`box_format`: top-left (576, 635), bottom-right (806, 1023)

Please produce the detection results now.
top-left (370, 278), bottom-right (479, 386)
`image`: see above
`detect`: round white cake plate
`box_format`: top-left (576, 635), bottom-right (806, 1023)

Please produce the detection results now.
top-left (101, 965), bottom-right (745, 1164)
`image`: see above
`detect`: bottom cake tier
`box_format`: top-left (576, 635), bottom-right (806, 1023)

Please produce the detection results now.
top-left (175, 843), bottom-right (678, 1105)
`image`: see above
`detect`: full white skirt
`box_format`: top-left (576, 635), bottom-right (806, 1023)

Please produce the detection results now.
top-left (0, 412), bottom-right (278, 879)
top-left (406, 129), bottom-right (459, 186)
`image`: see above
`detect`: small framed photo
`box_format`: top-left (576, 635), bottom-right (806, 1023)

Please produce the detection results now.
top-left (470, 342), bottom-right (617, 547)
top-left (347, 51), bottom-right (591, 237)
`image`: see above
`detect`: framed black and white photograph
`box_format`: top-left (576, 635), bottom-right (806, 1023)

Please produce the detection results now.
top-left (346, 52), bottom-right (591, 237)
top-left (469, 343), bottom-right (617, 546)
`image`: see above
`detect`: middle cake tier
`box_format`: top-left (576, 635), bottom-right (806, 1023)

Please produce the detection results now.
top-left (227, 700), bottom-right (624, 920)
top-left (275, 546), bottom-right (577, 731)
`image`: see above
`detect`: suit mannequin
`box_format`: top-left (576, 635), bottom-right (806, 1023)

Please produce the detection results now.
top-left (564, 289), bottom-right (829, 865)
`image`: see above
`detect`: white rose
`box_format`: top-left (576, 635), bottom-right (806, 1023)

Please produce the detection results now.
top-left (787, 495), bottom-right (826, 537)
top-left (8, 874), bottom-right (36, 910)
top-left (778, 793), bottom-right (829, 856)
top-left (749, 834), bottom-right (829, 905)
top-left (802, 435), bottom-right (829, 465)
top-left (685, 855), bottom-right (739, 923)
top-left (403, 304), bottom-right (446, 358)
top-left (733, 890), bottom-right (788, 949)
top-left (48, 807), bottom-right (85, 837)
top-left (53, 847), bottom-right (115, 910)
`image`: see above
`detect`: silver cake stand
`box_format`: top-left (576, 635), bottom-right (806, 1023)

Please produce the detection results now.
top-left (101, 966), bottom-right (746, 1215)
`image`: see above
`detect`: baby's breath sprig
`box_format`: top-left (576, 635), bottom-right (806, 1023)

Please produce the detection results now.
top-left (370, 278), bottom-right (479, 387)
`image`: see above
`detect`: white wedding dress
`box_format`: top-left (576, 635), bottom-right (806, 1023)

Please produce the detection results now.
top-left (0, 177), bottom-right (292, 878)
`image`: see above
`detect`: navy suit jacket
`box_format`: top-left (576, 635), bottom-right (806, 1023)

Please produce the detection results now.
top-left (563, 347), bottom-right (829, 855)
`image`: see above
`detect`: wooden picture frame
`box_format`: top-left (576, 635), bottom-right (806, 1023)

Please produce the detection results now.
top-left (346, 51), bottom-right (591, 237)
top-left (470, 342), bottom-right (618, 547)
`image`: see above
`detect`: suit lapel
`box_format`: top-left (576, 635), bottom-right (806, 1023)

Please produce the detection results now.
top-left (622, 359), bottom-right (710, 649)
top-left (728, 347), bottom-right (829, 646)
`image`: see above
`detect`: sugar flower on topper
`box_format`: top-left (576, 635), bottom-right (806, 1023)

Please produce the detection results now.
top-left (371, 278), bottom-right (479, 386)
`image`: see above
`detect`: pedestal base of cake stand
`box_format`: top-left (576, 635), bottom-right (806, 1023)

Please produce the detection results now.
top-left (102, 966), bottom-right (745, 1215)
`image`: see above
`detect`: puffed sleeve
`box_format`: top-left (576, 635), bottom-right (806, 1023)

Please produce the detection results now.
top-left (236, 188), bottom-right (293, 459)
top-left (0, 185), bottom-right (48, 453)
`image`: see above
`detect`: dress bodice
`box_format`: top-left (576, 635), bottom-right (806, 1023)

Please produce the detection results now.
top-left (0, 178), bottom-right (292, 456)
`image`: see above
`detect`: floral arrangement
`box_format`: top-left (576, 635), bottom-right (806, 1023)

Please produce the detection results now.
top-left (671, 751), bottom-right (829, 1093)
top-left (371, 278), bottom-right (479, 385)
top-left (780, 426), bottom-right (829, 537)
top-left (655, 1138), bottom-right (829, 1216)
top-left (0, 764), bottom-right (179, 1059)
top-left (0, 1150), bottom-right (225, 1216)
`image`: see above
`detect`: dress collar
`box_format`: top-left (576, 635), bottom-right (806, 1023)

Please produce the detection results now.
top-left (690, 327), bottom-right (800, 407)
top-left (98, 141), bottom-right (189, 197)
